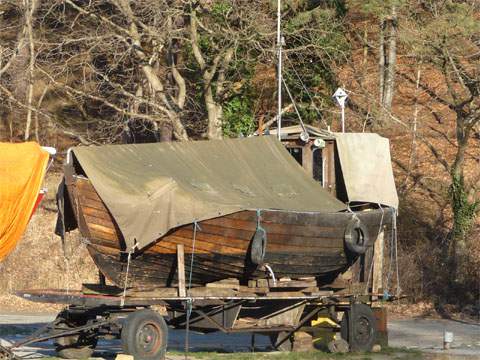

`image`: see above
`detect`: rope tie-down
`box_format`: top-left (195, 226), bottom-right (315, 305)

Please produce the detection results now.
top-left (184, 220), bottom-right (200, 360)
top-left (120, 243), bottom-right (138, 308)
top-left (385, 207), bottom-right (401, 299)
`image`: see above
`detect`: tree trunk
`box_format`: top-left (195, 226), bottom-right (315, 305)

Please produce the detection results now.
top-left (383, 9), bottom-right (397, 111)
top-left (378, 21), bottom-right (385, 106)
top-left (160, 123), bottom-right (173, 142)
top-left (205, 86), bottom-right (224, 140)
top-left (379, 6), bottom-right (397, 125)
top-left (448, 115), bottom-right (476, 282)
top-left (450, 116), bottom-right (470, 246)
top-left (24, 0), bottom-right (38, 140)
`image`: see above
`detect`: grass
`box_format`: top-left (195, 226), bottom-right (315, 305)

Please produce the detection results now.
top-left (21, 347), bottom-right (425, 360)
top-left (184, 349), bottom-right (424, 360)
top-left (188, 352), bottom-right (358, 359)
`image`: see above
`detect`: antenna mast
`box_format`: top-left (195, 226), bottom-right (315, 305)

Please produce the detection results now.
top-left (276, 0), bottom-right (282, 140)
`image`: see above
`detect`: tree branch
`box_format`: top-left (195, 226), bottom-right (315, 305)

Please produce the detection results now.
top-left (190, 12), bottom-right (206, 71)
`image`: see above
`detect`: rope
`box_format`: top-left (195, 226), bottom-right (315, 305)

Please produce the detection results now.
top-left (265, 264), bottom-right (276, 286)
top-left (120, 245), bottom-right (136, 307)
top-left (385, 207), bottom-right (401, 297)
top-left (188, 221), bottom-right (200, 291)
top-left (393, 209), bottom-right (401, 296)
top-left (185, 221), bottom-right (199, 360)
top-left (256, 209), bottom-right (266, 238)
top-left (63, 225), bottom-right (71, 302)
top-left (282, 78), bottom-right (309, 137)
top-left (184, 297), bottom-right (192, 360)
top-left (284, 54), bottom-right (329, 128)
top-left (346, 202), bottom-right (360, 221)
top-left (64, 256), bottom-right (70, 299)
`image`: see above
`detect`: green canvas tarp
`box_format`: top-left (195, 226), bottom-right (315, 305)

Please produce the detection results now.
top-left (64, 136), bottom-right (346, 250)
top-left (334, 133), bottom-right (399, 209)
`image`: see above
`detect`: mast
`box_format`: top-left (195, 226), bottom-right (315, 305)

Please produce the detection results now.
top-left (276, 0), bottom-right (282, 140)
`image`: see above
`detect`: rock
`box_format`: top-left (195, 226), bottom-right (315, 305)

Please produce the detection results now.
top-left (115, 355), bottom-right (134, 360)
top-left (327, 338), bottom-right (349, 353)
top-left (372, 344), bottom-right (382, 352)
top-left (292, 331), bottom-right (313, 352)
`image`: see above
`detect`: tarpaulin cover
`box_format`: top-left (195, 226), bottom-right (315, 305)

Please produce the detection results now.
top-left (0, 142), bottom-right (49, 261)
top-left (66, 136), bottom-right (346, 250)
top-left (334, 133), bottom-right (398, 209)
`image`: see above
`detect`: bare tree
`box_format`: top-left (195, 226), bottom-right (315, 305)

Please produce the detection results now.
top-left (379, 4), bottom-right (397, 123)
top-left (401, 1), bottom-right (480, 271)
top-left (0, 0), bottom-right (349, 142)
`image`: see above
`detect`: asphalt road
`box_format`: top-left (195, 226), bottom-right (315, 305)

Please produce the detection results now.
top-left (0, 313), bottom-right (478, 358)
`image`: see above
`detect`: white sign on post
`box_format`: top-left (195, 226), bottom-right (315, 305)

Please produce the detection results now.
top-left (333, 88), bottom-right (348, 132)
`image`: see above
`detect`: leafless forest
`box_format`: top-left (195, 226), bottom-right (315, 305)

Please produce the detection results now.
top-left (0, 0), bottom-right (479, 313)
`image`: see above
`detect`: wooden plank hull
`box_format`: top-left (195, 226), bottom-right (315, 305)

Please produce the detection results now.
top-left (68, 176), bottom-right (390, 288)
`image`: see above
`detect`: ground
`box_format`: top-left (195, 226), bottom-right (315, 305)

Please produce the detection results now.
top-left (0, 313), bottom-right (478, 360)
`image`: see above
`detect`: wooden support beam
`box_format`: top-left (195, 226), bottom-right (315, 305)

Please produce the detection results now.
top-left (372, 229), bottom-right (385, 300)
top-left (177, 244), bottom-right (186, 297)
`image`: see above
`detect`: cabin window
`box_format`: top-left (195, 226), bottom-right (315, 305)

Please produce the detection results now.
top-left (287, 147), bottom-right (302, 166)
top-left (312, 148), bottom-right (324, 185)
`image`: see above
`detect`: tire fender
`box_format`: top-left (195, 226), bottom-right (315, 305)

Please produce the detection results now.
top-left (344, 217), bottom-right (369, 254)
top-left (250, 227), bottom-right (267, 265)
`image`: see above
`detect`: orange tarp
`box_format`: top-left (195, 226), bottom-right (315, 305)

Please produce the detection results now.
top-left (0, 142), bottom-right (49, 261)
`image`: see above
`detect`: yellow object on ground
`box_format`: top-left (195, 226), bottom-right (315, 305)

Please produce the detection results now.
top-left (311, 316), bottom-right (339, 349)
top-left (0, 142), bottom-right (49, 261)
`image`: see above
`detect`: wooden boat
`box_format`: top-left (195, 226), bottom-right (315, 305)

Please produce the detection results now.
top-left (67, 175), bottom-right (391, 289)
top-left (56, 134), bottom-right (398, 290)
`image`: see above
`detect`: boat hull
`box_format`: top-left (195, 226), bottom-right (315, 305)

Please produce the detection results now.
top-left (68, 176), bottom-right (389, 288)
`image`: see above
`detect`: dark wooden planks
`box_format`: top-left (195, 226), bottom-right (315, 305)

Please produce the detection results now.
top-left (70, 176), bottom-right (386, 290)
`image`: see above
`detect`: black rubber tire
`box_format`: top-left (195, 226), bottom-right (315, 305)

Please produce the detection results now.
top-left (340, 303), bottom-right (376, 352)
top-left (54, 311), bottom-right (98, 359)
top-left (269, 332), bottom-right (293, 352)
top-left (250, 227), bottom-right (267, 265)
top-left (121, 309), bottom-right (168, 360)
top-left (344, 217), bottom-right (369, 254)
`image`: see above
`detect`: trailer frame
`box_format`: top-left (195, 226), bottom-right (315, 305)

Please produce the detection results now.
top-left (0, 286), bottom-right (388, 360)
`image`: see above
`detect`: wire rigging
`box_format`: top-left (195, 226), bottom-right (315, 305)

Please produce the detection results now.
top-left (285, 54), bottom-right (329, 128)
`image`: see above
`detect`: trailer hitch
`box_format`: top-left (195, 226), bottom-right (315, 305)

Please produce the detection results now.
top-left (0, 318), bottom-right (113, 359)
top-left (0, 344), bottom-right (20, 360)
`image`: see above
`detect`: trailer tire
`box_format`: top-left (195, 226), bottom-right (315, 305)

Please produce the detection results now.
top-left (340, 304), bottom-right (376, 352)
top-left (121, 309), bottom-right (168, 360)
top-left (54, 312), bottom-right (98, 359)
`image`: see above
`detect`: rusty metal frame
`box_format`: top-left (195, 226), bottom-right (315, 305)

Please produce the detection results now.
top-left (0, 317), bottom-right (115, 359)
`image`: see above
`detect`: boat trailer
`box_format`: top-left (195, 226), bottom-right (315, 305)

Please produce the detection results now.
top-left (0, 286), bottom-right (393, 359)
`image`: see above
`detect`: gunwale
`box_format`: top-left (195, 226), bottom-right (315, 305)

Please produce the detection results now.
top-left (67, 175), bottom-right (390, 288)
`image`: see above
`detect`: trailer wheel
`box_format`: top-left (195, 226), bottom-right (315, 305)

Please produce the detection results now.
top-left (121, 309), bottom-right (168, 360)
top-left (54, 312), bottom-right (98, 359)
top-left (340, 304), bottom-right (376, 352)
top-left (269, 332), bottom-right (293, 352)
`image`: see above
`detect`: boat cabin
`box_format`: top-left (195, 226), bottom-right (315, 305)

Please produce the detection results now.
top-left (271, 125), bottom-right (346, 202)
top-left (270, 125), bottom-right (399, 211)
